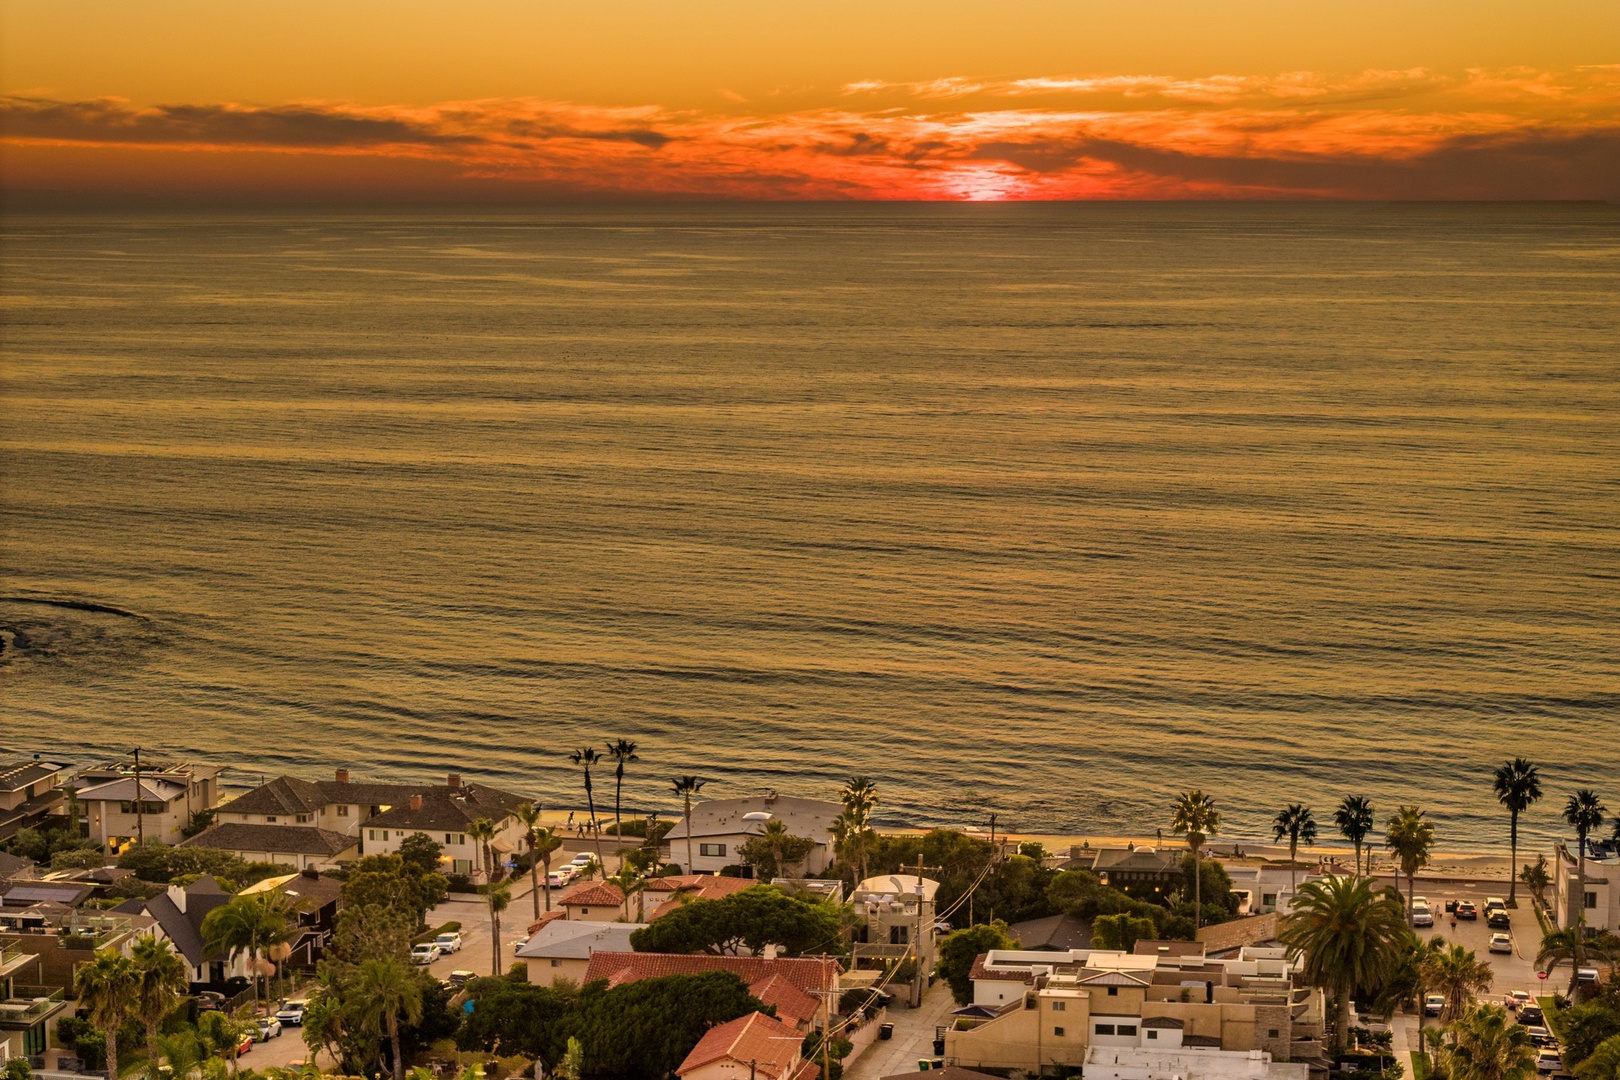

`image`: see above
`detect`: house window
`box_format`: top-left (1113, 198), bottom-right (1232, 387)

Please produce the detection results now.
top-left (458, 834), bottom-right (466, 845)
top-left (1586, 892), bottom-right (1598, 909)
top-left (266, 816), bottom-right (278, 823)
top-left (369, 830), bottom-right (377, 840)
top-left (580, 908), bottom-right (590, 915)
top-left (889, 926), bottom-right (909, 945)
top-left (1263, 893), bottom-right (1278, 906)
top-left (1096, 1024), bottom-right (1115, 1035)
top-left (337, 805), bottom-right (349, 817)
top-left (1052, 1001), bottom-right (1065, 1011)
top-left (700, 843), bottom-right (726, 857)
top-left (1269, 1029), bottom-right (1280, 1038)
top-left (550, 959), bottom-right (561, 967)
top-left (446, 834), bottom-right (454, 844)
top-left (453, 859), bottom-right (472, 875)
top-left (1118, 1025), bottom-right (1138, 1037)
top-left (1148, 1031), bottom-right (1159, 1040)
top-left (296, 814), bottom-right (311, 823)
top-left (381, 830), bottom-right (389, 841)
top-left (1054, 1027), bottom-right (1066, 1037)
top-left (1107, 986), bottom-right (1118, 996)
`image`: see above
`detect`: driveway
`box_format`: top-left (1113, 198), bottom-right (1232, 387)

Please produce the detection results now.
top-left (843, 980), bottom-right (956, 1080)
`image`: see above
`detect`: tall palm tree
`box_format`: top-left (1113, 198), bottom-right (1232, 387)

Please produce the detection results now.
top-left (1493, 759), bottom-right (1542, 907)
top-left (1278, 874), bottom-right (1409, 1055)
top-left (607, 863), bottom-right (647, 922)
top-left (1419, 942), bottom-right (1494, 1023)
top-left (1447, 1004), bottom-right (1538, 1080)
top-left (467, 818), bottom-right (506, 972)
top-left (514, 803), bottom-right (557, 920)
top-left (1273, 804), bottom-right (1318, 895)
top-left (606, 739), bottom-right (639, 868)
top-left (201, 892), bottom-right (291, 1015)
top-left (131, 935), bottom-right (189, 1078)
top-left (1563, 789), bottom-right (1608, 925)
top-left (1334, 796), bottom-right (1375, 877)
top-left (1170, 790), bottom-right (1220, 929)
top-left (487, 880), bottom-right (511, 975)
top-left (569, 747), bottom-right (607, 870)
top-left (671, 775), bottom-right (706, 874)
top-left (353, 957), bottom-right (423, 1080)
top-left (1536, 927), bottom-right (1620, 997)
top-left (839, 776), bottom-right (878, 883)
top-left (74, 949), bottom-right (139, 1080)
top-left (1386, 805), bottom-right (1436, 926)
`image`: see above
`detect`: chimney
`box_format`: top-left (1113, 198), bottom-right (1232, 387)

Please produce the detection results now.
top-left (761, 943), bottom-right (780, 960)
top-left (335, 768), bottom-right (349, 783)
top-left (409, 794), bottom-right (424, 811)
top-left (447, 773), bottom-right (461, 790)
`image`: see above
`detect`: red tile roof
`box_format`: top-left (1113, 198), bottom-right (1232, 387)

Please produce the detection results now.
top-left (582, 951), bottom-right (842, 996)
top-left (747, 973), bottom-right (820, 1027)
top-left (564, 883), bottom-right (626, 908)
top-left (526, 910), bottom-right (568, 935)
top-left (677, 1011), bottom-right (803, 1077)
top-left (646, 875), bottom-right (761, 920)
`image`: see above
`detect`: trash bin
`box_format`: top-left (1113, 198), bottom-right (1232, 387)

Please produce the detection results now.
top-left (934, 1038), bottom-right (946, 1055)
top-left (879, 1022), bottom-right (894, 1040)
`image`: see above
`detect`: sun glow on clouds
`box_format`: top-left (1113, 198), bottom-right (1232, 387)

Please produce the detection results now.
top-left (4, 66), bottom-right (1619, 202)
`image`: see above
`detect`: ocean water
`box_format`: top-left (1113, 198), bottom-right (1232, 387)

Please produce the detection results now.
top-left (2, 203), bottom-right (1617, 852)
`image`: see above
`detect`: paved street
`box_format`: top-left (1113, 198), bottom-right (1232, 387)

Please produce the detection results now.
top-left (844, 981), bottom-right (956, 1080)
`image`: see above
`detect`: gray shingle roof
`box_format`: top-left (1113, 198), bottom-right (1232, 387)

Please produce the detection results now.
top-left (180, 822), bottom-right (359, 856)
top-left (0, 761), bottom-right (62, 792)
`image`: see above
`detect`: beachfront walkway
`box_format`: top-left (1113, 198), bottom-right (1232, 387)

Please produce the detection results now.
top-left (844, 980), bottom-right (956, 1080)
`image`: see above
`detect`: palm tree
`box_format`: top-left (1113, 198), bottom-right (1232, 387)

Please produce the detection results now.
top-left (1334, 796), bottom-right (1375, 877)
top-left (1493, 759), bottom-right (1543, 907)
top-left (201, 892), bottom-right (291, 1015)
top-left (606, 739), bottom-right (639, 868)
top-left (1274, 804), bottom-right (1317, 895)
top-left (1278, 874), bottom-right (1410, 1055)
top-left (1574, 1033), bottom-right (1620, 1080)
top-left (74, 949), bottom-right (139, 1080)
top-left (466, 817), bottom-right (507, 971)
top-left (1420, 942), bottom-right (1493, 1023)
top-left (353, 957), bottom-right (423, 1080)
top-left (839, 777), bottom-right (878, 883)
top-left (607, 863), bottom-right (647, 922)
top-left (671, 775), bottom-right (706, 874)
top-left (131, 935), bottom-right (189, 1078)
top-left (1536, 927), bottom-right (1620, 997)
top-left (1520, 855), bottom-right (1550, 909)
top-left (569, 747), bottom-right (607, 870)
top-left (1386, 805), bottom-right (1436, 925)
top-left (1447, 1004), bottom-right (1538, 1080)
top-left (1563, 789), bottom-right (1608, 924)
top-left (1170, 790), bottom-right (1220, 929)
top-left (488, 880), bottom-right (511, 974)
top-left (518, 808), bottom-right (563, 915)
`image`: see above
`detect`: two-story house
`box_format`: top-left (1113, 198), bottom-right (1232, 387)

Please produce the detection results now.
top-left (75, 760), bottom-right (223, 853)
top-left (0, 760), bottom-right (66, 842)
top-left (660, 793), bottom-right (842, 876)
top-left (359, 778), bottom-right (531, 878)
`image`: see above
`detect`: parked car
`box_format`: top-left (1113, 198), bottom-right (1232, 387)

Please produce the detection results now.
top-left (1456, 901), bottom-right (1478, 920)
top-left (254, 1018), bottom-right (282, 1042)
top-left (1485, 897), bottom-right (1507, 915)
top-left (1413, 903), bottom-right (1435, 927)
top-left (1488, 910), bottom-right (1512, 929)
top-left (546, 869), bottom-right (573, 887)
top-left (1520, 1005), bottom-right (1546, 1026)
top-left (570, 853), bottom-right (595, 868)
top-left (275, 1000), bottom-right (306, 1026)
top-left (448, 969), bottom-right (477, 988)
top-left (1537, 1049), bottom-right (1563, 1074)
top-left (410, 942), bottom-right (442, 965)
top-left (435, 931), bottom-right (464, 954)
top-left (1424, 994), bottom-right (1445, 1017)
top-left (1526, 1027), bottom-right (1557, 1048)
top-left (195, 991), bottom-right (226, 1012)
top-left (1577, 966), bottom-right (1599, 985)
top-left (233, 1031), bottom-right (256, 1058)
top-left (1504, 990), bottom-right (1532, 1010)
top-left (1490, 932), bottom-right (1514, 954)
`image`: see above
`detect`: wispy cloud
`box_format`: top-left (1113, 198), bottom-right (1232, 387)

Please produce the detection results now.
top-left (4, 66), bottom-right (1618, 201)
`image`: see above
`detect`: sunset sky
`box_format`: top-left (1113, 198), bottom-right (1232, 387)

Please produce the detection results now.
top-left (5, 0), bottom-right (1618, 202)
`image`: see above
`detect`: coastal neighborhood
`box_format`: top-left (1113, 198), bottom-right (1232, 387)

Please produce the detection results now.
top-left (0, 750), bottom-right (1615, 1080)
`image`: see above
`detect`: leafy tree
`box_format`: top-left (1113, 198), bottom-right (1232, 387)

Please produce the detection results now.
top-left (1279, 874), bottom-right (1410, 1054)
top-left (1447, 1004), bottom-right (1538, 1080)
top-left (1179, 854), bottom-right (1236, 924)
top-left (575, 971), bottom-right (766, 1079)
top-left (1555, 998), bottom-right (1620, 1071)
top-left (1170, 790), bottom-right (1220, 928)
top-left (455, 978), bottom-right (583, 1062)
top-left (1386, 805), bottom-right (1436, 924)
top-left (51, 849), bottom-right (108, 871)
top-left (670, 776), bottom-right (707, 875)
top-left (628, 885), bottom-right (841, 957)
top-left (116, 844), bottom-right (281, 888)
top-left (73, 950), bottom-right (139, 1080)
top-left (3, 1059), bottom-right (29, 1080)
top-left (1335, 796), bottom-right (1375, 877)
top-left (1419, 942), bottom-right (1493, 1023)
top-left (739, 820), bottom-right (818, 880)
top-left (1018, 842), bottom-right (1048, 861)
top-left (180, 809), bottom-right (217, 839)
top-left (131, 935), bottom-right (188, 1078)
top-left (354, 958), bottom-right (423, 1080)
top-left (4, 825), bottom-right (98, 864)
top-left (936, 920), bottom-right (1017, 1003)
top-left (396, 833), bottom-right (444, 877)
top-left (342, 853), bottom-right (448, 930)
top-left (1274, 804), bottom-right (1318, 895)
top-left (1092, 913), bottom-right (1158, 952)
top-left (1573, 1033), bottom-right (1620, 1080)
top-left (1493, 760), bottom-right (1542, 906)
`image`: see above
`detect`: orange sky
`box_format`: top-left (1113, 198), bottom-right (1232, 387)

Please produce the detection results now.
top-left (4, 1), bottom-right (1619, 201)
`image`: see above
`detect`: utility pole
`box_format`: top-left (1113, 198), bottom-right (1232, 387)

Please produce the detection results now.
top-left (913, 852), bottom-right (926, 1008)
top-left (132, 747), bottom-right (144, 846)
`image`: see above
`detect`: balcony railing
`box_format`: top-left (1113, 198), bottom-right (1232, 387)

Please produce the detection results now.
top-left (0, 986), bottom-right (66, 1027)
